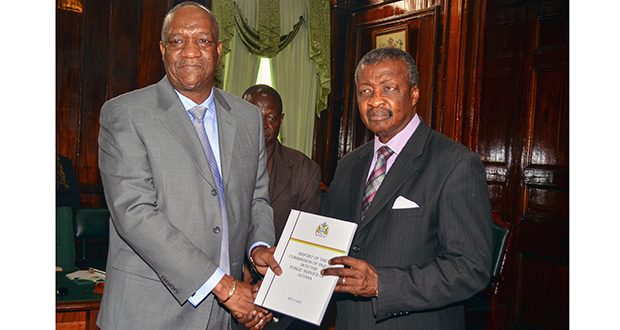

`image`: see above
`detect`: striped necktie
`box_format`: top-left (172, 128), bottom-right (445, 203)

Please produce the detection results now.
top-left (361, 145), bottom-right (394, 220)
top-left (188, 105), bottom-right (229, 274)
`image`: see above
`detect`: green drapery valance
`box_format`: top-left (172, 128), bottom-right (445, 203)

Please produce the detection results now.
top-left (235, 1), bottom-right (303, 58)
top-left (212, 0), bottom-right (330, 115)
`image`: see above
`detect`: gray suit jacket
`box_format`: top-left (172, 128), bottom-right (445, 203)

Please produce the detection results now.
top-left (322, 119), bottom-right (492, 330)
top-left (97, 76), bottom-right (275, 329)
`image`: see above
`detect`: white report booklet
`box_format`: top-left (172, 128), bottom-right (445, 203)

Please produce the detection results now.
top-left (254, 210), bottom-right (357, 326)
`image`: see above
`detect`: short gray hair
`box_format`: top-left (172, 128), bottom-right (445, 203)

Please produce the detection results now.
top-left (161, 1), bottom-right (220, 44)
top-left (354, 47), bottom-right (419, 88)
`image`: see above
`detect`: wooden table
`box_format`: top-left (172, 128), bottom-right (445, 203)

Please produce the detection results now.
top-left (56, 272), bottom-right (102, 330)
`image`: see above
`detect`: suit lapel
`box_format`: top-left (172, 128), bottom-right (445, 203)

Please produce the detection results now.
top-left (212, 89), bottom-right (237, 189)
top-left (270, 141), bottom-right (293, 204)
top-left (348, 144), bottom-right (374, 227)
top-left (357, 120), bottom-right (431, 231)
top-left (158, 76), bottom-right (216, 189)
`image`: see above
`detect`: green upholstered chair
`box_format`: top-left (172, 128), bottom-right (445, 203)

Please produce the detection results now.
top-left (73, 208), bottom-right (110, 270)
top-left (56, 206), bottom-right (78, 271)
top-left (465, 210), bottom-right (515, 330)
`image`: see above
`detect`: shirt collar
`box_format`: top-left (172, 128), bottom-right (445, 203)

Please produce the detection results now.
top-left (175, 88), bottom-right (216, 117)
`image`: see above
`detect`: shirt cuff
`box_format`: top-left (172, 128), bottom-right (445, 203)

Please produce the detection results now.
top-left (187, 267), bottom-right (226, 307)
top-left (249, 241), bottom-right (271, 257)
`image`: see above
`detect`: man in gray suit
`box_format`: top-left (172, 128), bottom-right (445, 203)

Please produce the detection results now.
top-left (321, 47), bottom-right (493, 329)
top-left (97, 2), bottom-right (281, 329)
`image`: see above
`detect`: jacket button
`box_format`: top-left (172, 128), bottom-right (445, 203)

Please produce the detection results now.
top-left (352, 245), bottom-right (360, 253)
top-left (213, 227), bottom-right (221, 234)
top-left (211, 189), bottom-right (217, 196)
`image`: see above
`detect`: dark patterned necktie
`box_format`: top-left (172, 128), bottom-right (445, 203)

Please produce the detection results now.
top-left (188, 105), bottom-right (229, 274)
top-left (361, 145), bottom-right (394, 219)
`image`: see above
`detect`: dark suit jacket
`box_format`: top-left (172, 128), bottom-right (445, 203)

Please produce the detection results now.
top-left (322, 119), bottom-right (492, 330)
top-left (97, 76), bottom-right (275, 329)
top-left (270, 140), bottom-right (322, 240)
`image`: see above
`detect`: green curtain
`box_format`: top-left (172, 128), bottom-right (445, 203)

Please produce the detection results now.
top-left (212, 0), bottom-right (235, 88)
top-left (214, 0), bottom-right (261, 96)
top-left (233, 1), bottom-right (303, 58)
top-left (308, 0), bottom-right (331, 117)
top-left (272, 0), bottom-right (318, 156)
top-left (212, 0), bottom-right (331, 157)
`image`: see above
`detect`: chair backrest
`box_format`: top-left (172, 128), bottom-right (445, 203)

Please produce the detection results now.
top-left (74, 208), bottom-right (110, 240)
top-left (487, 211), bottom-right (514, 329)
top-left (491, 216), bottom-right (510, 278)
top-left (486, 211), bottom-right (513, 292)
top-left (73, 208), bottom-right (110, 266)
top-left (56, 206), bottom-right (78, 271)
top-left (465, 211), bottom-right (514, 329)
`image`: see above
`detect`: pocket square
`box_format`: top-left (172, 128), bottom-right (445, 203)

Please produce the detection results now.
top-left (392, 196), bottom-right (420, 209)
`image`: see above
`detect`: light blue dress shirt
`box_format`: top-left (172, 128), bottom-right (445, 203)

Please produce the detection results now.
top-left (174, 89), bottom-right (270, 306)
top-left (175, 89), bottom-right (226, 306)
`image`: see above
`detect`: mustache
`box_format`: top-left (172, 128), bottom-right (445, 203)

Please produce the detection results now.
top-left (366, 107), bottom-right (392, 119)
top-left (177, 61), bottom-right (204, 68)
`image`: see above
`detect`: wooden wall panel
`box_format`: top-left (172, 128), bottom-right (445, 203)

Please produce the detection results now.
top-left (136, 0), bottom-right (172, 89)
top-left (77, 0), bottom-right (112, 206)
top-left (478, 5), bottom-right (523, 168)
top-left (516, 255), bottom-right (569, 329)
top-left (478, 0), bottom-right (569, 328)
top-left (108, 0), bottom-right (139, 98)
top-left (56, 6), bottom-right (83, 167)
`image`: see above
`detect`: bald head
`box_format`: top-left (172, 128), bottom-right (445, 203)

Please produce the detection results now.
top-left (242, 84), bottom-right (283, 115)
top-left (243, 85), bottom-right (284, 148)
top-left (161, 1), bottom-right (219, 44)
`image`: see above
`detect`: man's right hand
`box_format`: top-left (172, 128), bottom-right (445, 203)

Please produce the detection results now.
top-left (214, 275), bottom-right (272, 329)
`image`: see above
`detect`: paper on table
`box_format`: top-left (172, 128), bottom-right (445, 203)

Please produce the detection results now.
top-left (66, 268), bottom-right (106, 282)
top-left (254, 210), bottom-right (357, 326)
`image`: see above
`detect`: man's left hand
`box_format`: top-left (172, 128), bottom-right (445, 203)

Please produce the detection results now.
top-left (250, 246), bottom-right (282, 276)
top-left (321, 256), bottom-right (378, 297)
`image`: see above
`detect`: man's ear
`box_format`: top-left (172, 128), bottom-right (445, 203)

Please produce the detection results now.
top-left (410, 85), bottom-right (420, 108)
top-left (215, 41), bottom-right (223, 66)
top-left (279, 113), bottom-right (285, 124)
top-left (159, 41), bottom-right (166, 61)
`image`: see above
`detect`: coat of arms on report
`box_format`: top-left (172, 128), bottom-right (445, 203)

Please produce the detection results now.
top-left (315, 222), bottom-right (329, 238)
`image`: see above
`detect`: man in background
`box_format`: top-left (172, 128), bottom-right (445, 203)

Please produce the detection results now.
top-left (242, 84), bottom-right (322, 240)
top-left (321, 47), bottom-right (492, 329)
top-left (97, 2), bottom-right (280, 329)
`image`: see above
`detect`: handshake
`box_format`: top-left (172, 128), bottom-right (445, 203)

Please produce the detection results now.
top-left (214, 246), bottom-right (283, 330)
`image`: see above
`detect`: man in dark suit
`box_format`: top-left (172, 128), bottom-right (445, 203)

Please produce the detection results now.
top-left (242, 85), bottom-right (322, 240)
top-left (97, 2), bottom-right (281, 329)
top-left (321, 47), bottom-right (493, 329)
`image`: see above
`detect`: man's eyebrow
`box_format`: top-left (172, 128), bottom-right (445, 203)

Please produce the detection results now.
top-left (168, 31), bottom-right (213, 38)
top-left (379, 77), bottom-right (396, 84)
top-left (358, 78), bottom-right (395, 86)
